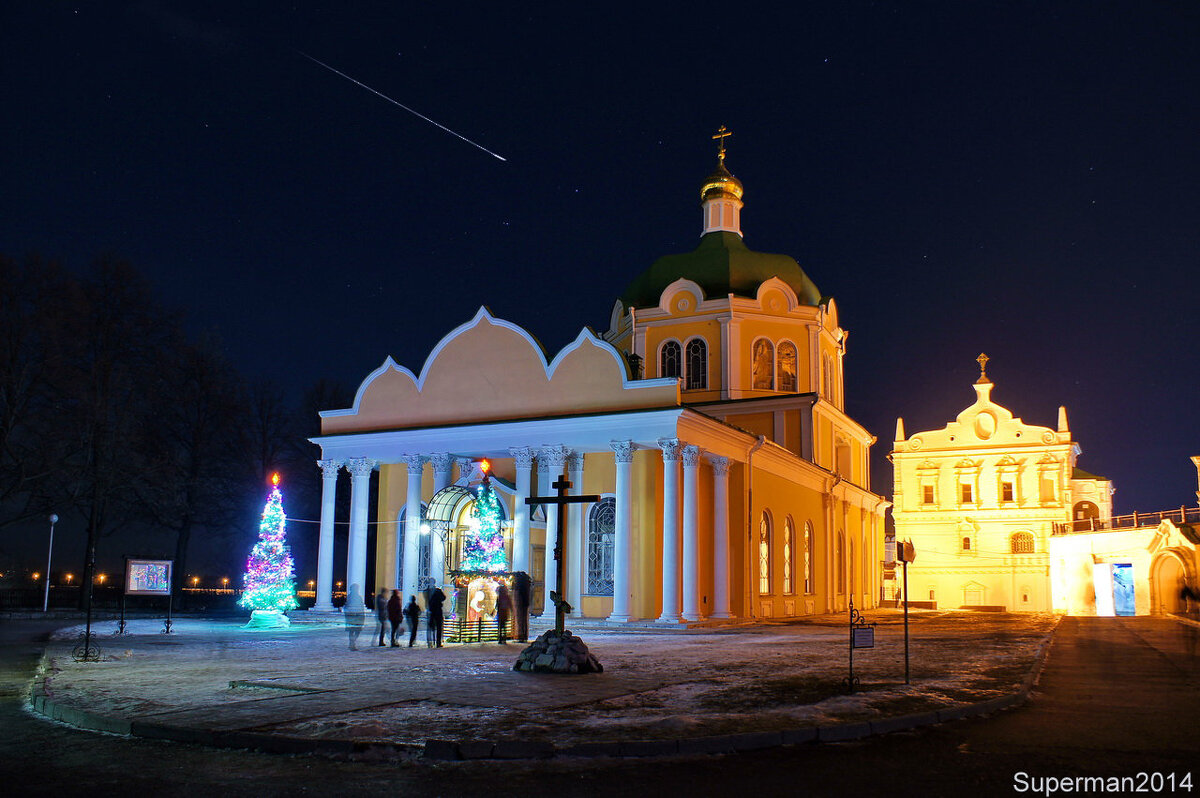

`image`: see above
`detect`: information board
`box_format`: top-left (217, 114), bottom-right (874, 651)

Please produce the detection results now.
top-left (852, 626), bottom-right (875, 649)
top-left (125, 559), bottom-right (172, 596)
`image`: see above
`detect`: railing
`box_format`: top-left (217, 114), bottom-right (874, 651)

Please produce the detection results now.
top-left (1052, 506), bottom-right (1200, 535)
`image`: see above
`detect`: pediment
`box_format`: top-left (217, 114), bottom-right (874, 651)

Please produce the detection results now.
top-left (320, 307), bottom-right (680, 433)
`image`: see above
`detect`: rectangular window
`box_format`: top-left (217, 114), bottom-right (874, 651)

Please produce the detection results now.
top-left (922, 485), bottom-right (934, 504)
top-left (1001, 481), bottom-right (1014, 502)
top-left (960, 483), bottom-right (973, 503)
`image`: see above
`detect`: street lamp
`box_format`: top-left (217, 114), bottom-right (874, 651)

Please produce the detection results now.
top-left (222, 577), bottom-right (229, 589)
top-left (65, 573), bottom-right (73, 585)
top-left (43, 513), bottom-right (58, 612)
top-left (192, 576), bottom-right (200, 587)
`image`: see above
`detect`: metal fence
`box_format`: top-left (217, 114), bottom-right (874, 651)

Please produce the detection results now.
top-left (1052, 506), bottom-right (1200, 535)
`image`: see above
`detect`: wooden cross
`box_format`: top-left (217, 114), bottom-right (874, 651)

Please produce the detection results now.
top-left (526, 477), bottom-right (600, 633)
top-left (712, 125), bottom-right (732, 162)
top-left (976, 352), bottom-right (990, 383)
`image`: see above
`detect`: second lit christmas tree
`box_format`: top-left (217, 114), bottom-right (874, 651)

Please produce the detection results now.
top-left (460, 463), bottom-right (507, 572)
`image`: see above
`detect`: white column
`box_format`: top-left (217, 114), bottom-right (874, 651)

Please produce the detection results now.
top-left (681, 445), bottom-right (703, 621)
top-left (608, 441), bottom-right (635, 622)
top-left (658, 438), bottom-right (682, 623)
top-left (567, 451), bottom-right (585, 617)
top-left (709, 456), bottom-right (732, 618)
top-left (509, 447), bottom-right (534, 574)
top-left (346, 458), bottom-right (375, 611)
top-left (429, 453), bottom-right (454, 592)
top-left (538, 445), bottom-right (568, 620)
top-left (402, 454), bottom-right (425, 601)
top-left (314, 458), bottom-right (342, 611)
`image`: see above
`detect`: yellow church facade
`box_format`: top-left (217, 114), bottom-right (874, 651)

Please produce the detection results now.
top-left (890, 359), bottom-right (1114, 612)
top-left (308, 136), bottom-right (888, 624)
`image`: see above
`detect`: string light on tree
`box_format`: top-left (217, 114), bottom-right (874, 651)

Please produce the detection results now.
top-left (240, 473), bottom-right (298, 627)
top-left (460, 460), bottom-right (507, 573)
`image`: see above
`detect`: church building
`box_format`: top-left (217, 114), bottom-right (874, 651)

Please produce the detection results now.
top-left (890, 357), bottom-right (1114, 612)
top-left (893, 356), bottom-right (1200, 615)
top-left (309, 132), bottom-right (888, 625)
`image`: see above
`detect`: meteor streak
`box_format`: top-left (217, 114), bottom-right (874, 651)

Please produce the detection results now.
top-left (297, 50), bottom-right (507, 162)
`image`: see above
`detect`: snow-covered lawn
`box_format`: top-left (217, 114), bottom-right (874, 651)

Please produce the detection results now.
top-left (37, 610), bottom-right (1056, 746)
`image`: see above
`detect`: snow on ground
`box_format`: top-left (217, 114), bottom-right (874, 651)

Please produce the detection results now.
top-left (37, 610), bottom-right (1056, 747)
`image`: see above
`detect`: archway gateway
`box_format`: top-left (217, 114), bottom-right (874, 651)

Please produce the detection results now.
top-left (1151, 552), bottom-right (1186, 614)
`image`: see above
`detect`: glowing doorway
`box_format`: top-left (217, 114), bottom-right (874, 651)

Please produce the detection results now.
top-left (1112, 563), bottom-right (1135, 616)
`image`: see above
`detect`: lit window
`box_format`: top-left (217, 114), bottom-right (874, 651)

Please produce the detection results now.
top-left (961, 483), bottom-right (973, 503)
top-left (752, 339), bottom-right (775, 390)
top-left (758, 512), bottom-right (772, 594)
top-left (586, 499), bottom-right (615, 595)
top-left (660, 340), bottom-right (681, 379)
top-left (922, 485), bottom-right (934, 504)
top-left (961, 536), bottom-right (972, 551)
top-left (777, 342), bottom-right (798, 392)
top-left (803, 521), bottom-right (814, 594)
top-left (783, 517), bottom-right (795, 594)
top-left (1011, 532), bottom-right (1035, 554)
top-left (685, 338), bottom-right (707, 390)
top-left (1001, 481), bottom-right (1014, 502)
top-left (836, 531), bottom-right (845, 594)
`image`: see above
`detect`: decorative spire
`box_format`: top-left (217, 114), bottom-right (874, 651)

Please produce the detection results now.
top-left (700, 126), bottom-right (743, 236)
top-left (975, 353), bottom-right (991, 384)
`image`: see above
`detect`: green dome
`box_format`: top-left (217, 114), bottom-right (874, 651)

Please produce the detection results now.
top-left (621, 231), bottom-right (823, 310)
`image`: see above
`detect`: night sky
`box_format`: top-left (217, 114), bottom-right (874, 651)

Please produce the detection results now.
top-left (3, 3), bottom-right (1199, 574)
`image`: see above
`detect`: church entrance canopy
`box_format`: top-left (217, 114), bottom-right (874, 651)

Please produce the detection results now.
top-left (426, 485), bottom-right (475, 523)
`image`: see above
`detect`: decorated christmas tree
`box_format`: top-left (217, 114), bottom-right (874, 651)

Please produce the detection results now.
top-left (239, 473), bottom-right (299, 617)
top-left (460, 463), bottom-right (507, 572)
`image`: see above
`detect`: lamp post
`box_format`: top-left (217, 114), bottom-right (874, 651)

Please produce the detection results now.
top-left (43, 514), bottom-right (58, 613)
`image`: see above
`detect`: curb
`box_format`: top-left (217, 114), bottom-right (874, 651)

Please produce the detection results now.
top-left (29, 621), bottom-right (1062, 762)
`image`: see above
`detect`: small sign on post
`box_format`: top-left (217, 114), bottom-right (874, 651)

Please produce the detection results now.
top-left (842, 596), bottom-right (877, 693)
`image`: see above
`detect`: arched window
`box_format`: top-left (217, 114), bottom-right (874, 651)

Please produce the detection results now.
top-left (1011, 531), bottom-right (1035, 554)
top-left (752, 339), bottom-right (775, 390)
top-left (758, 511), bottom-right (772, 594)
top-left (783, 517), bottom-right (795, 594)
top-left (836, 530), bottom-right (845, 594)
top-left (961, 536), bottom-right (972, 551)
top-left (685, 338), bottom-right (707, 390)
top-left (586, 498), bottom-right (615, 595)
top-left (804, 521), bottom-right (814, 594)
top-left (777, 341), bottom-right (798, 392)
top-left (660, 340), bottom-right (681, 380)
top-left (399, 504), bottom-right (429, 585)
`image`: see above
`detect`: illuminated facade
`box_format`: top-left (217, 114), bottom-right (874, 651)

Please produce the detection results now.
top-left (309, 135), bottom-right (888, 623)
top-left (890, 359), bottom-right (1113, 612)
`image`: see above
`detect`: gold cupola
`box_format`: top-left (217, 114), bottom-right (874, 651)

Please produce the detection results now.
top-left (701, 126), bottom-right (744, 236)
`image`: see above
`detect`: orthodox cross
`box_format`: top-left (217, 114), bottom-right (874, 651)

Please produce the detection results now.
top-left (712, 125), bottom-right (731, 163)
top-left (526, 477), bottom-right (599, 634)
top-left (976, 352), bottom-right (990, 384)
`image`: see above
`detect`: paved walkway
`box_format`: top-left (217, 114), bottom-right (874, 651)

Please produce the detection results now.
top-left (30, 611), bottom-right (1056, 759)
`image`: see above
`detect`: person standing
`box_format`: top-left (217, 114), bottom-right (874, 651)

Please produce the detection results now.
top-left (387, 589), bottom-right (402, 647)
top-left (344, 584), bottom-right (366, 650)
top-left (495, 583), bottom-right (513, 645)
top-left (374, 588), bottom-right (389, 647)
top-left (427, 584), bottom-right (447, 648)
top-left (404, 594), bottom-right (421, 647)
top-left (512, 571), bottom-right (532, 642)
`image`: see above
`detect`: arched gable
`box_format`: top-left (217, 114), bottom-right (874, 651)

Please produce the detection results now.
top-left (321, 307), bottom-right (679, 433)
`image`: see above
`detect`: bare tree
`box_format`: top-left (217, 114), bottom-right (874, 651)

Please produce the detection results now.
top-left (41, 259), bottom-right (182, 609)
top-left (0, 257), bottom-right (72, 525)
top-left (139, 335), bottom-right (252, 609)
